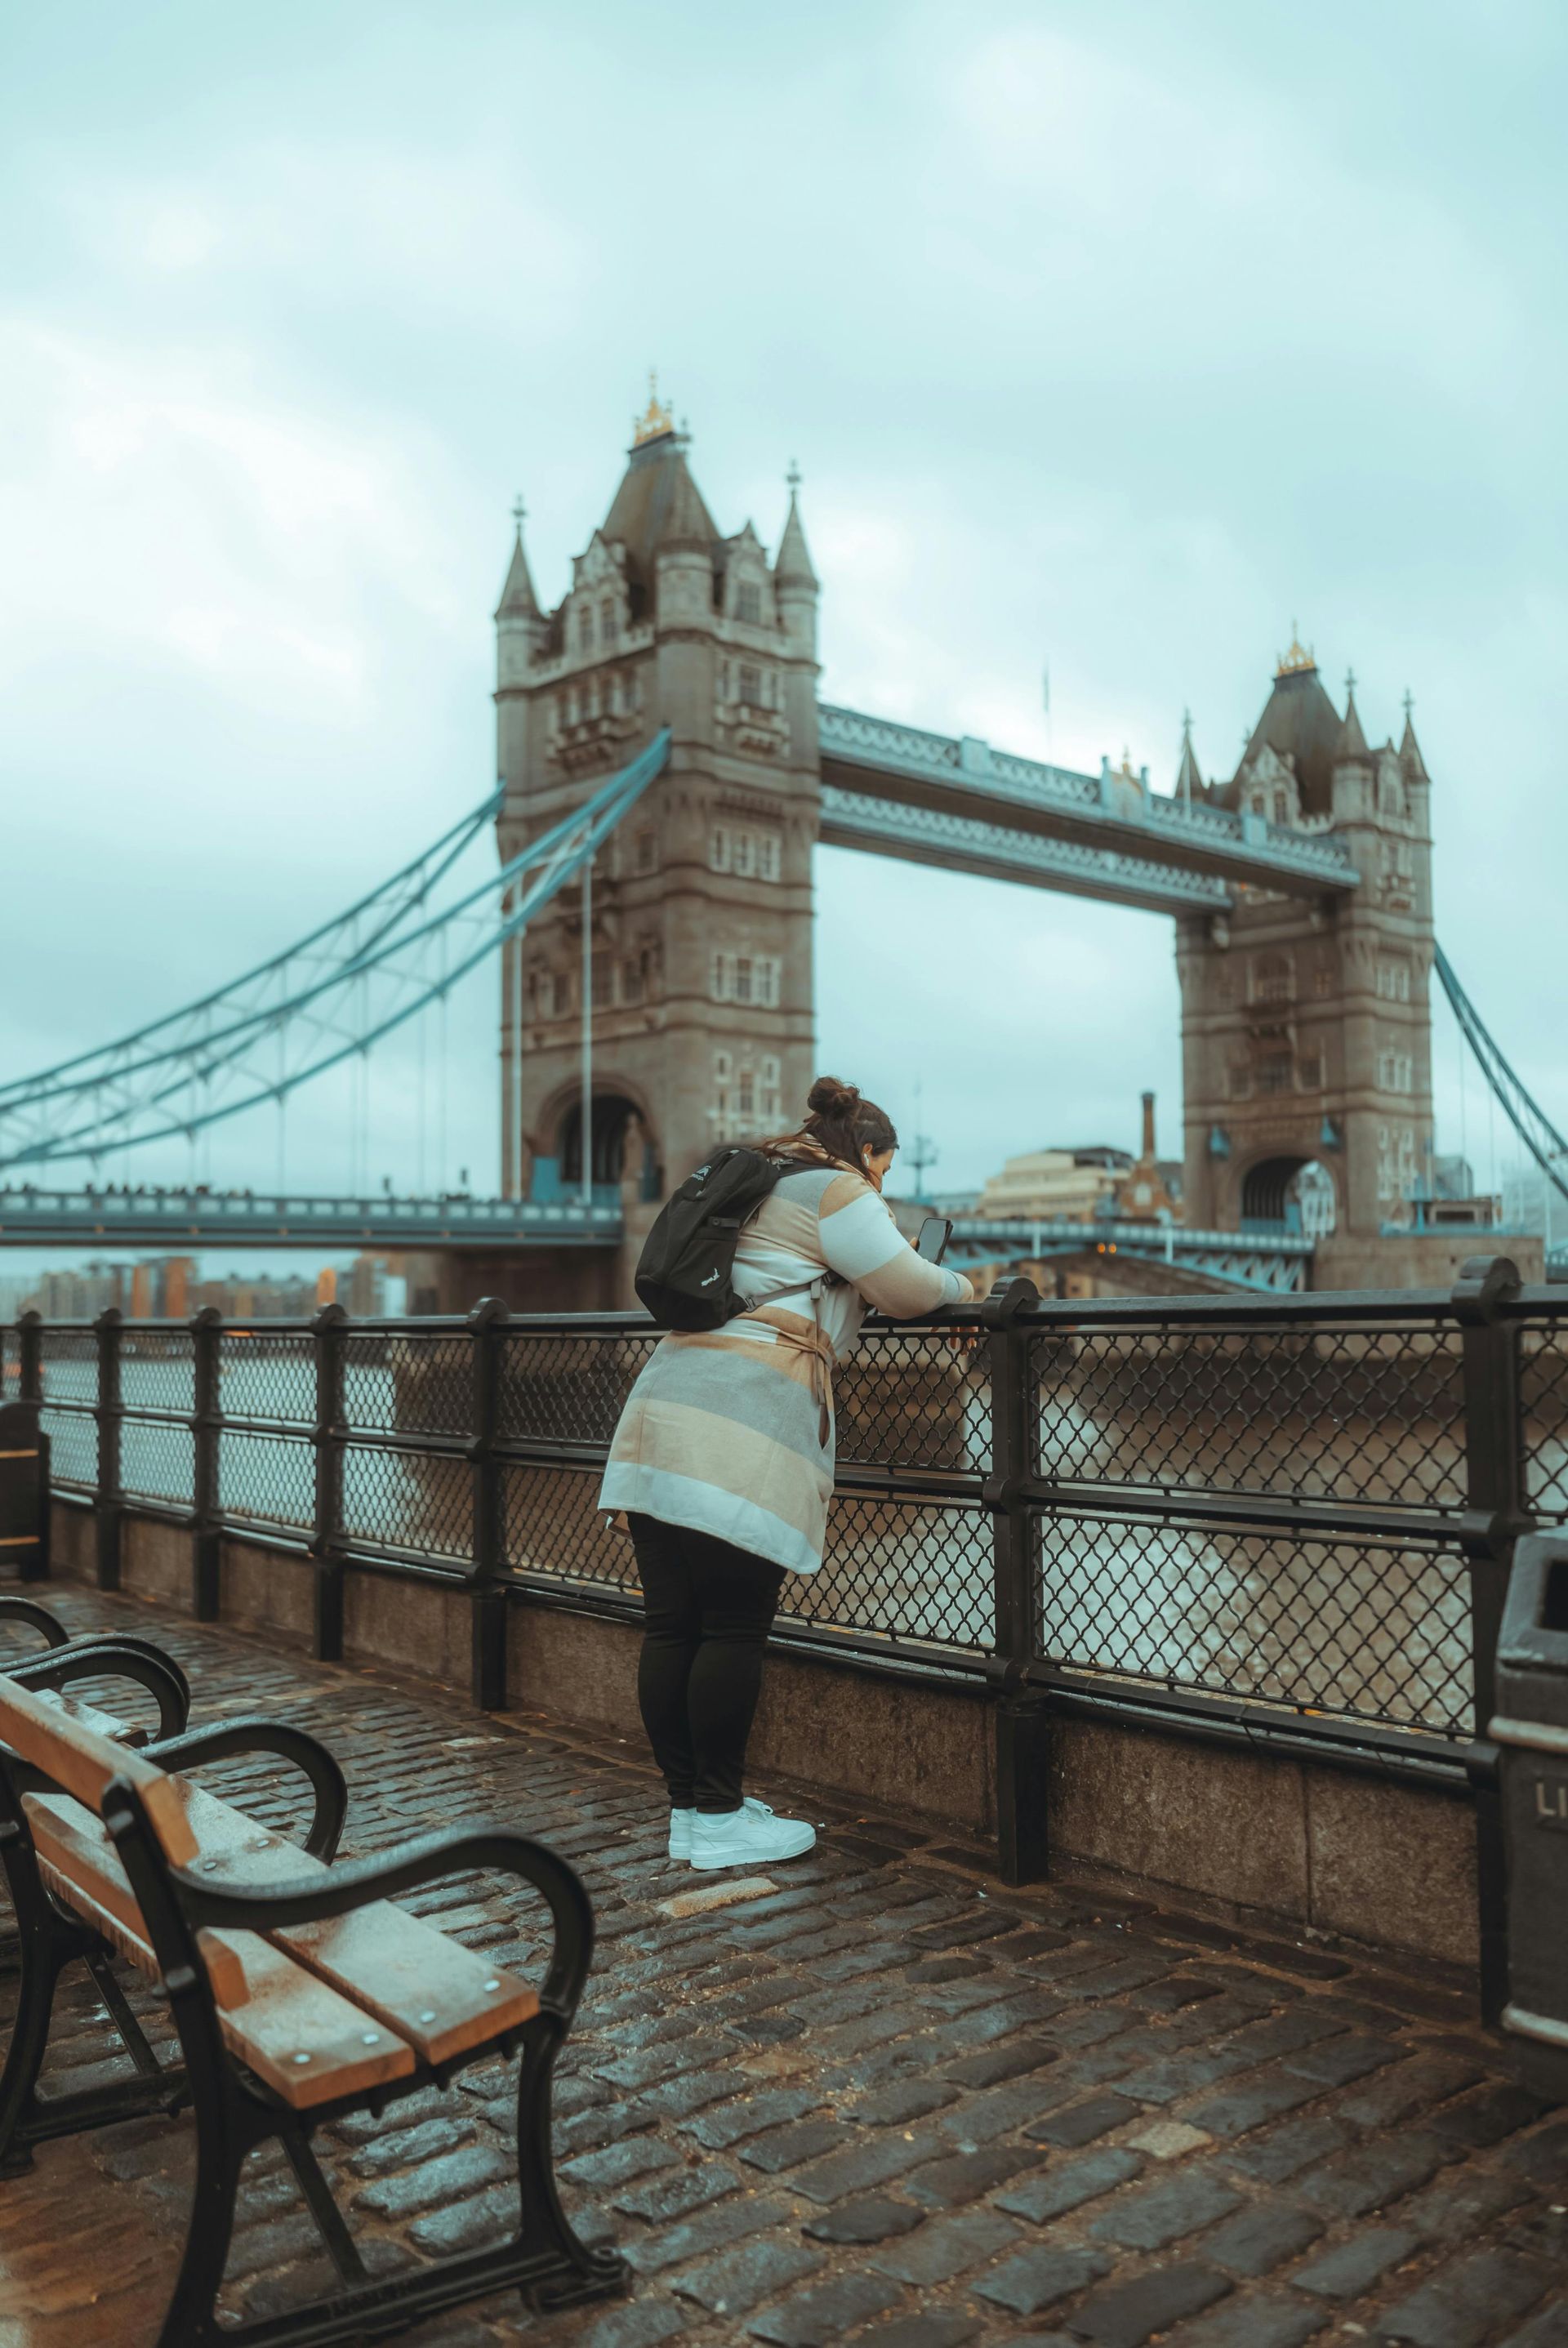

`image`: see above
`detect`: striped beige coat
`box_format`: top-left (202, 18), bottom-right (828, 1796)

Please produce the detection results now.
top-left (599, 1160), bottom-right (973, 1575)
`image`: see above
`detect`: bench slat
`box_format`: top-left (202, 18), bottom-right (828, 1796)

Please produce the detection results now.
top-left (29, 1807), bottom-right (416, 2112)
top-left (279, 1903), bottom-right (538, 2065)
top-left (33, 1838), bottom-right (250, 2009)
top-left (0, 1681), bottom-right (197, 1864)
top-left (195, 1931), bottom-right (416, 2109)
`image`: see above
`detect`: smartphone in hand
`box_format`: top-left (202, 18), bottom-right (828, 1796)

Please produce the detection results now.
top-left (916, 1215), bottom-right (953, 1264)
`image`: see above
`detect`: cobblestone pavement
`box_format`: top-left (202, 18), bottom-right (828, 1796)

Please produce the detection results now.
top-left (0, 1588), bottom-right (1564, 2348)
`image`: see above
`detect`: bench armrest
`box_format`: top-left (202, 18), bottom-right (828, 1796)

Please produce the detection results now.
top-left (158, 1824), bottom-right (594, 2020)
top-left (69, 1634), bottom-right (194, 1720)
top-left (0, 1597), bottom-right (68, 1650)
top-left (141, 1718), bottom-right (346, 1860)
top-left (7, 1640), bottom-right (189, 1740)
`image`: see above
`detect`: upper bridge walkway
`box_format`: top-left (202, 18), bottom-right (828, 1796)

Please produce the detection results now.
top-left (818, 704), bottom-right (1361, 914)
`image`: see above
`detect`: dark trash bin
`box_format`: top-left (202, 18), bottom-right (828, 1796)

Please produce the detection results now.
top-left (1493, 1531), bottom-right (1568, 2097)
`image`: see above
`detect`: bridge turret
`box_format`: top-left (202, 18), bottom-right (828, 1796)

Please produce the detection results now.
top-left (492, 389), bottom-right (822, 1272)
top-left (494, 499), bottom-right (546, 808)
top-left (773, 465), bottom-right (820, 774)
top-left (1176, 641), bottom-right (1437, 1257)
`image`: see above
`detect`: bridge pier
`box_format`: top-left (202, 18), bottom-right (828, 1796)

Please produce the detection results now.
top-left (394, 1241), bottom-right (639, 1317)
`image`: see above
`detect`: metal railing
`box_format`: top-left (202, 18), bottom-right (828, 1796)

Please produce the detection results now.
top-left (6, 1260), bottom-right (1566, 1780)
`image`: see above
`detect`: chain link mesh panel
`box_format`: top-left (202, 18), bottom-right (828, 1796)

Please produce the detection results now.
top-left (1032, 1323), bottom-right (1467, 1510)
top-left (35, 1333), bottom-right (96, 1405)
top-left (502, 1463), bottom-right (637, 1590)
top-left (1034, 1513), bottom-right (1472, 1735)
top-left (120, 1419), bottom-right (196, 1508)
top-left (221, 1334), bottom-right (314, 1426)
top-left (836, 1328), bottom-right (989, 1470)
top-left (345, 1334), bottom-right (472, 1437)
top-left (120, 1334), bottom-right (195, 1417)
top-left (38, 1404), bottom-right (96, 1489)
top-left (791, 1495), bottom-right (995, 1649)
top-left (219, 1432), bottom-right (314, 1531)
top-left (342, 1443), bottom-right (471, 1561)
top-left (499, 1331), bottom-right (659, 1448)
top-left (1521, 1321), bottom-right (1568, 1526)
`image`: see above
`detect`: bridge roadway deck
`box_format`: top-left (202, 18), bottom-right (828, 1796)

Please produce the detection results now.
top-left (3, 1588), bottom-right (1563, 2347)
top-left (0, 1188), bottom-right (621, 1250)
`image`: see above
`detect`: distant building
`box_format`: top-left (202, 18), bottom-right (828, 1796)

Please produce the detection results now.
top-left (347, 1255), bottom-right (390, 1317)
top-left (975, 1144), bottom-right (1132, 1223)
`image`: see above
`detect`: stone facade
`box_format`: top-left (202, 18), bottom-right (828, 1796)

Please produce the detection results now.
top-left (1176, 643), bottom-right (1437, 1239)
top-left (495, 394), bottom-right (820, 1204)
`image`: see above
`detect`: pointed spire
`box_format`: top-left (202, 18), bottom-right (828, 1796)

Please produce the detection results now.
top-left (495, 494), bottom-right (541, 621)
top-left (1399, 688), bottom-right (1429, 781)
top-left (1334, 667), bottom-right (1370, 762)
top-left (774, 460), bottom-right (817, 589)
top-left (1175, 707), bottom-right (1204, 802)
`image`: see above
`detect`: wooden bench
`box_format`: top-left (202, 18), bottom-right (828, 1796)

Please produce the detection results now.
top-left (0, 1679), bottom-right (623, 2346)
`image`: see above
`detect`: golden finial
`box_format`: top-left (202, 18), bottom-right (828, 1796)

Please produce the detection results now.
top-left (631, 368), bottom-right (675, 448)
top-left (1276, 620), bottom-right (1316, 677)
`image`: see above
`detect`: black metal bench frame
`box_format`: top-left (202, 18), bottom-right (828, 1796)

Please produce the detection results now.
top-left (0, 1706), bottom-right (622, 2345)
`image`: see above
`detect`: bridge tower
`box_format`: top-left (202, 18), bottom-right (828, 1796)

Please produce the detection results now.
top-left (1175, 639), bottom-right (1436, 1250)
top-left (495, 387), bottom-right (820, 1237)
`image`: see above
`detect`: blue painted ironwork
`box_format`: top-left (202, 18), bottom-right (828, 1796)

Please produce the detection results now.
top-left (0, 1187), bottom-right (622, 1250)
top-left (1436, 947), bottom-right (1568, 1214)
top-left (945, 1215), bottom-right (1313, 1294)
top-left (818, 786), bottom-right (1234, 916)
top-left (818, 703), bottom-right (1360, 900)
top-left (0, 733), bottom-right (670, 1173)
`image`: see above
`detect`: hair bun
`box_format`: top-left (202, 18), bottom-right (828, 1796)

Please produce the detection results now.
top-left (807, 1075), bottom-right (861, 1118)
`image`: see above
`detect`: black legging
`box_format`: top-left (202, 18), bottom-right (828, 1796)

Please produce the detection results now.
top-left (629, 1513), bottom-right (786, 1813)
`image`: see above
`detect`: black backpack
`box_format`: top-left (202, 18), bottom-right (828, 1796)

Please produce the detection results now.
top-left (635, 1147), bottom-right (815, 1330)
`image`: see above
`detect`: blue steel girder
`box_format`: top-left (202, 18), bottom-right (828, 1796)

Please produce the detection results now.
top-left (944, 1216), bottom-right (1312, 1295)
top-left (818, 704), bottom-right (1360, 901)
top-left (0, 1188), bottom-right (623, 1250)
top-left (819, 786), bottom-right (1232, 916)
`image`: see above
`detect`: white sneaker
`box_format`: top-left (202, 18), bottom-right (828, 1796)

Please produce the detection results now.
top-left (668, 1797), bottom-right (787, 1862)
top-left (666, 1803), bottom-right (784, 1860)
top-left (688, 1801), bottom-right (816, 1872)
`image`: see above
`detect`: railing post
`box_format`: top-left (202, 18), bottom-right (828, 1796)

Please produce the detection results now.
top-left (1453, 1253), bottom-right (1526, 2026)
top-left (310, 1303), bottom-right (349, 1662)
top-left (190, 1305), bottom-right (223, 1621)
top-left (93, 1307), bottom-right (122, 1593)
top-left (467, 1297), bottom-right (509, 1711)
top-left (981, 1276), bottom-right (1045, 1887)
top-left (16, 1312), bottom-right (42, 1406)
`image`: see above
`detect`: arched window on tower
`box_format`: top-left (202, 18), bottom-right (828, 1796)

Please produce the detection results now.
top-left (1272, 790), bottom-right (1289, 824)
top-left (600, 597), bottom-right (617, 644)
top-left (577, 604), bottom-right (595, 654)
top-left (737, 580), bottom-right (762, 625)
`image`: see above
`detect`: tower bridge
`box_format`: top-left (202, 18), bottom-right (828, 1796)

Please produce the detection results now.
top-left (2, 383), bottom-right (1561, 1307)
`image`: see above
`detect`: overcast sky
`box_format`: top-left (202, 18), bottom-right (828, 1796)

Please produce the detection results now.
top-left (3, 0), bottom-right (1565, 1235)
